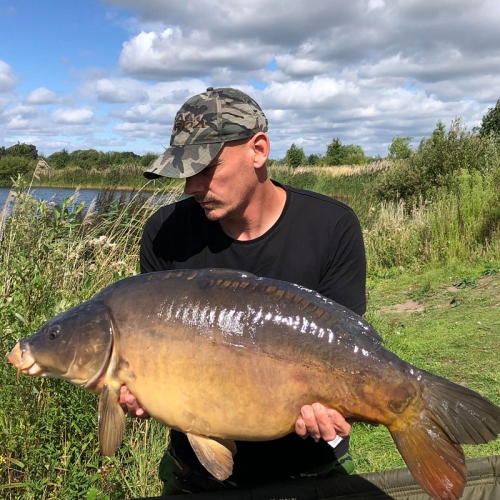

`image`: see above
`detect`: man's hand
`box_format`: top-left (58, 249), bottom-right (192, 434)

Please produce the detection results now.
top-left (119, 385), bottom-right (149, 419)
top-left (295, 403), bottom-right (351, 442)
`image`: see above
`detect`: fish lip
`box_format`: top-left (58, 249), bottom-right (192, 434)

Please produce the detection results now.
top-left (7, 342), bottom-right (45, 376)
top-left (6, 342), bottom-right (23, 368)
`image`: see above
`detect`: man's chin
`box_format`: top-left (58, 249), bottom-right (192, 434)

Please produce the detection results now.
top-left (204, 209), bottom-right (223, 221)
top-left (202, 206), bottom-right (230, 222)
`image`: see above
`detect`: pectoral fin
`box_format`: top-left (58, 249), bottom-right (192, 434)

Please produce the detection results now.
top-left (187, 433), bottom-right (237, 481)
top-left (98, 383), bottom-right (126, 456)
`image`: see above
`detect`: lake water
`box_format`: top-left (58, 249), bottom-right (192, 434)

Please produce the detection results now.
top-left (0, 186), bottom-right (179, 213)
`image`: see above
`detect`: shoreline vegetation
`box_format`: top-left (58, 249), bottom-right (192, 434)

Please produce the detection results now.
top-left (1, 120), bottom-right (500, 499)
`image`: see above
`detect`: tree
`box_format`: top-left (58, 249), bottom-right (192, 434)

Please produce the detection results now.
top-left (69, 149), bottom-right (108, 169)
top-left (47, 149), bottom-right (70, 169)
top-left (325, 138), bottom-right (366, 165)
top-left (307, 153), bottom-right (322, 165)
top-left (284, 143), bottom-right (306, 168)
top-left (388, 137), bottom-right (413, 160)
top-left (141, 152), bottom-right (159, 167)
top-left (342, 144), bottom-right (366, 165)
top-left (5, 142), bottom-right (38, 160)
top-left (479, 98), bottom-right (500, 137)
top-left (325, 138), bottom-right (344, 165)
top-left (0, 156), bottom-right (34, 182)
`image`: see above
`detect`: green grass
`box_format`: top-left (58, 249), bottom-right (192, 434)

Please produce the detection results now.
top-left (352, 263), bottom-right (500, 473)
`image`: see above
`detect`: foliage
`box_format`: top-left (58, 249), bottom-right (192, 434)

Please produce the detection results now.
top-left (28, 164), bottom-right (181, 192)
top-left (34, 148), bottom-right (159, 174)
top-left (375, 119), bottom-right (500, 203)
top-left (4, 142), bottom-right (38, 160)
top-left (139, 152), bottom-right (158, 167)
top-left (387, 136), bottom-right (413, 160)
top-left (325, 138), bottom-right (344, 165)
top-left (0, 156), bottom-right (36, 185)
top-left (325, 138), bottom-right (366, 165)
top-left (284, 143), bottom-right (306, 168)
top-left (47, 149), bottom-right (71, 169)
top-left (307, 153), bottom-right (322, 165)
top-left (479, 97), bottom-right (500, 137)
top-left (365, 170), bottom-right (500, 273)
top-left (68, 149), bottom-right (108, 170)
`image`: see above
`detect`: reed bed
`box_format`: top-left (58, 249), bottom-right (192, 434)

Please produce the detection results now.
top-left (269, 160), bottom-right (392, 178)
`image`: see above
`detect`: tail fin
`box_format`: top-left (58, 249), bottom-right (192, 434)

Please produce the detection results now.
top-left (390, 373), bottom-right (500, 500)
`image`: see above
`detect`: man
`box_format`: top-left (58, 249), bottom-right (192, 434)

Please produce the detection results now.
top-left (120, 87), bottom-right (366, 495)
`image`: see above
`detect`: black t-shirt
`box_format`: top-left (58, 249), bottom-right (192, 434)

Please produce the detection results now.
top-left (140, 182), bottom-right (366, 483)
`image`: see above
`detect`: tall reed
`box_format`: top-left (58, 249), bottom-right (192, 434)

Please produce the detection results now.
top-left (363, 170), bottom-right (500, 275)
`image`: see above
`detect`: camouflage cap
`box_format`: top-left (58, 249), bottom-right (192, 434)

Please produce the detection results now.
top-left (144, 87), bottom-right (268, 179)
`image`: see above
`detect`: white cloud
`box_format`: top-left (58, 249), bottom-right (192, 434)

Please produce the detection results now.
top-left (52, 108), bottom-right (94, 124)
top-left (2, 0), bottom-right (500, 157)
top-left (25, 87), bottom-right (61, 105)
top-left (94, 78), bottom-right (149, 103)
top-left (0, 60), bottom-right (18, 92)
top-left (119, 27), bottom-right (275, 80)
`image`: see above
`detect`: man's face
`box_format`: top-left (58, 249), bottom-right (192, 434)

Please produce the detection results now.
top-left (183, 138), bottom-right (257, 222)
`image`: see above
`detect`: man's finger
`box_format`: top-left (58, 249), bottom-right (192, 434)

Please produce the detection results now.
top-left (300, 404), bottom-right (321, 440)
top-left (312, 403), bottom-right (338, 442)
top-left (326, 408), bottom-right (352, 437)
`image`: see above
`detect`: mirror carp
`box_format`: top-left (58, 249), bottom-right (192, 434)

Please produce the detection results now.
top-left (7, 269), bottom-right (500, 500)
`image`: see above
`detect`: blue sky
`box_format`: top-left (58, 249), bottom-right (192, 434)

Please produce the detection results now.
top-left (1, 0), bottom-right (500, 159)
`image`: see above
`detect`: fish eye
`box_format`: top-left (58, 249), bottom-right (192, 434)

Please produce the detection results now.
top-left (49, 326), bottom-right (60, 339)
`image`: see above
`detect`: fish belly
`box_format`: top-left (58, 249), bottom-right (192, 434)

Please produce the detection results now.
top-left (117, 335), bottom-right (340, 440)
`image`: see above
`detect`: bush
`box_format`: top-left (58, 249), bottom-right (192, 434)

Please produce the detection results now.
top-left (104, 151), bottom-right (142, 165)
top-left (325, 138), bottom-right (366, 165)
top-left (44, 149), bottom-right (160, 171)
top-left (284, 143), bottom-right (306, 168)
top-left (307, 153), bottom-right (322, 165)
top-left (47, 149), bottom-right (71, 169)
top-left (0, 156), bottom-right (36, 183)
top-left (376, 119), bottom-right (500, 203)
top-left (140, 152), bottom-right (159, 167)
top-left (68, 149), bottom-right (109, 170)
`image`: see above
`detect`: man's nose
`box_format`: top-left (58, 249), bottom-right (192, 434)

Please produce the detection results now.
top-left (184, 174), bottom-right (205, 195)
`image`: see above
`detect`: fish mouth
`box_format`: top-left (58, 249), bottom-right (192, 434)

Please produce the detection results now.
top-left (6, 342), bottom-right (45, 377)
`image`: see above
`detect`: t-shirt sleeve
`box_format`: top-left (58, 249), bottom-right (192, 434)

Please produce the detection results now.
top-left (319, 209), bottom-right (366, 316)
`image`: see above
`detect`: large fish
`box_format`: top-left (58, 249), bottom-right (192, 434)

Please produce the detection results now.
top-left (7, 269), bottom-right (500, 500)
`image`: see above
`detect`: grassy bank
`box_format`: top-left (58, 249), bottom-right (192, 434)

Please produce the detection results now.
top-left (1, 161), bottom-right (499, 498)
top-left (353, 262), bottom-right (500, 473)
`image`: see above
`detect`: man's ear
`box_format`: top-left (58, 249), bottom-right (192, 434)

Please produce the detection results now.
top-left (251, 132), bottom-right (270, 170)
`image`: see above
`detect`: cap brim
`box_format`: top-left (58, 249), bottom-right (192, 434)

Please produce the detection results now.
top-left (144, 143), bottom-right (224, 179)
